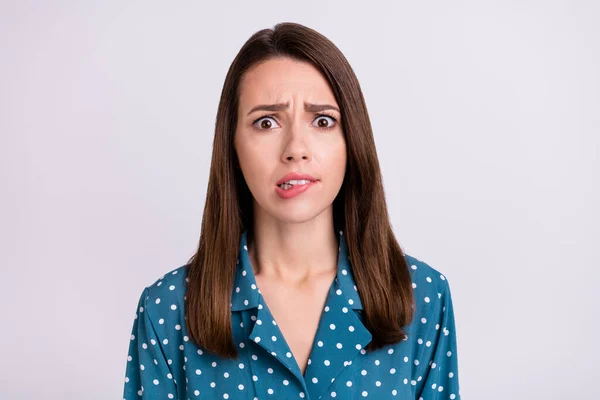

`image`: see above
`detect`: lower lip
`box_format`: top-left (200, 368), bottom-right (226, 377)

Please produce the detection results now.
top-left (275, 180), bottom-right (319, 199)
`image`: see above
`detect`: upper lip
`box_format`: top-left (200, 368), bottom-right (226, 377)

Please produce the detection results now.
top-left (276, 172), bottom-right (319, 185)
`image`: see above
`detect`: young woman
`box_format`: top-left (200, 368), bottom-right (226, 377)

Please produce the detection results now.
top-left (123, 22), bottom-right (461, 400)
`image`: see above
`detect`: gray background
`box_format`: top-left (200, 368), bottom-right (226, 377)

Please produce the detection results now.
top-left (1, 1), bottom-right (599, 399)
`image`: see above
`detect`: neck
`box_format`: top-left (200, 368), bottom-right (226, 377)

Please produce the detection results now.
top-left (247, 216), bottom-right (339, 284)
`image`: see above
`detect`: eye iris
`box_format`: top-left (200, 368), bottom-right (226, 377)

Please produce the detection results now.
top-left (261, 119), bottom-right (272, 129)
top-left (318, 118), bottom-right (329, 128)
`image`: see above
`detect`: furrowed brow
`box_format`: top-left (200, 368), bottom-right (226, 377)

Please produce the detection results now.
top-left (247, 102), bottom-right (340, 116)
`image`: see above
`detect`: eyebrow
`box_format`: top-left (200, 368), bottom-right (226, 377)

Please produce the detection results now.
top-left (247, 102), bottom-right (340, 116)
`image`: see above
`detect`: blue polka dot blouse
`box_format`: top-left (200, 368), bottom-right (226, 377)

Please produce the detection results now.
top-left (123, 229), bottom-right (461, 399)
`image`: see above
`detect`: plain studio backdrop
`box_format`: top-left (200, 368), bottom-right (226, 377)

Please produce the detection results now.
top-left (1, 1), bottom-right (598, 399)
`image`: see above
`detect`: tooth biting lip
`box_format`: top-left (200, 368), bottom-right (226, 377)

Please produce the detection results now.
top-left (275, 178), bottom-right (319, 199)
top-left (277, 179), bottom-right (317, 187)
top-left (276, 172), bottom-right (319, 186)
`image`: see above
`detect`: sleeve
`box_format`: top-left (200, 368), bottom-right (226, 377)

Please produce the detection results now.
top-left (123, 287), bottom-right (179, 400)
top-left (413, 277), bottom-right (461, 400)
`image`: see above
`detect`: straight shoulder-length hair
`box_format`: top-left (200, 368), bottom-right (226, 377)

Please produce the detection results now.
top-left (184, 22), bottom-right (415, 359)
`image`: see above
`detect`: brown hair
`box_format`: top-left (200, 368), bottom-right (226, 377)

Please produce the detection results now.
top-left (184, 22), bottom-right (414, 359)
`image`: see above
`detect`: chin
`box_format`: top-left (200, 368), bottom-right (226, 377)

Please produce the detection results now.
top-left (274, 202), bottom-right (332, 222)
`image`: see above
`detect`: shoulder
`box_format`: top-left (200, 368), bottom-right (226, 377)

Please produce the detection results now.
top-left (138, 264), bottom-right (189, 319)
top-left (404, 252), bottom-right (452, 296)
top-left (403, 253), bottom-right (454, 327)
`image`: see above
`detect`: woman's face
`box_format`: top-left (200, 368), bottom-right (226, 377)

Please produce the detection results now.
top-left (234, 57), bottom-right (347, 225)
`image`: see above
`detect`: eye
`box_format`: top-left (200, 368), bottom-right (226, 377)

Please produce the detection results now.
top-left (251, 113), bottom-right (339, 131)
top-left (252, 115), bottom-right (281, 130)
top-left (312, 114), bottom-right (338, 130)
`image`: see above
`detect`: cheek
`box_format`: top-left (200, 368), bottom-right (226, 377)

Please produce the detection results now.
top-left (237, 144), bottom-right (271, 189)
top-left (326, 140), bottom-right (347, 175)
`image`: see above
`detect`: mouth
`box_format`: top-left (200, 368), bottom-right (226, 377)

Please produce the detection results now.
top-left (276, 179), bottom-right (319, 190)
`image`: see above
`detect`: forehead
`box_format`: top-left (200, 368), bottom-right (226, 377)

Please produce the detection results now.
top-left (238, 57), bottom-right (338, 107)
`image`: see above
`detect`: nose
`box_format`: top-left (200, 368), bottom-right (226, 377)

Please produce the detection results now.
top-left (281, 122), bottom-right (312, 163)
